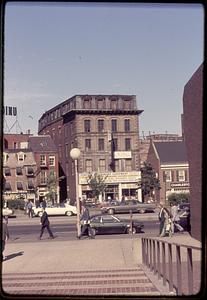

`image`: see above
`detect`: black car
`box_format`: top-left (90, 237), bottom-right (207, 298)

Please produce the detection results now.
top-left (88, 214), bottom-right (144, 235)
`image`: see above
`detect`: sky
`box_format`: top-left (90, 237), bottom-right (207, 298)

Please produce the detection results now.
top-left (3, 2), bottom-right (204, 136)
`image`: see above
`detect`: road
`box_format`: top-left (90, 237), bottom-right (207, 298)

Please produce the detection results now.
top-left (6, 212), bottom-right (160, 243)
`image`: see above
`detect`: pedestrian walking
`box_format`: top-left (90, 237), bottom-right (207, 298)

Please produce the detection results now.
top-left (2, 216), bottom-right (9, 260)
top-left (170, 201), bottom-right (184, 234)
top-left (77, 202), bottom-right (95, 239)
top-left (158, 204), bottom-right (172, 237)
top-left (39, 208), bottom-right (54, 240)
top-left (27, 200), bottom-right (33, 218)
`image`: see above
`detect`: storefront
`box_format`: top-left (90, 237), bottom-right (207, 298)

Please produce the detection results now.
top-left (79, 171), bottom-right (142, 202)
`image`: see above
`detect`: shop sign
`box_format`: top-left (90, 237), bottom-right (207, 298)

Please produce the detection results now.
top-left (114, 151), bottom-right (132, 159)
top-left (79, 171), bottom-right (141, 185)
top-left (170, 182), bottom-right (190, 188)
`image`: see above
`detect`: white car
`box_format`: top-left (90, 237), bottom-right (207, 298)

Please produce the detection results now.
top-left (33, 204), bottom-right (77, 217)
top-left (3, 207), bottom-right (14, 217)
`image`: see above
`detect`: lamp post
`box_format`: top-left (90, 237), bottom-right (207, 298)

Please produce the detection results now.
top-left (70, 148), bottom-right (81, 237)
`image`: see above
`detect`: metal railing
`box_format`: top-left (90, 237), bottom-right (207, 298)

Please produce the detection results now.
top-left (141, 237), bottom-right (201, 295)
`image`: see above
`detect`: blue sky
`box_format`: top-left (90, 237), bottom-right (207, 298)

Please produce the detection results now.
top-left (4, 2), bottom-right (204, 136)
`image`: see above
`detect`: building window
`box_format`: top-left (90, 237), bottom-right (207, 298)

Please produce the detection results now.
top-left (98, 119), bottom-right (104, 132)
top-left (125, 159), bottom-right (132, 171)
top-left (111, 119), bottom-right (117, 132)
top-left (125, 138), bottom-right (131, 151)
top-left (84, 120), bottom-right (91, 132)
top-left (40, 171), bottom-right (47, 184)
top-left (178, 170), bottom-right (185, 182)
top-left (18, 152), bottom-right (25, 161)
top-left (28, 180), bottom-right (34, 190)
top-left (124, 119), bottom-right (130, 132)
top-left (98, 139), bottom-right (104, 151)
top-left (14, 142), bottom-right (17, 149)
top-left (40, 155), bottom-right (46, 166)
top-left (85, 139), bottom-right (91, 151)
top-left (16, 167), bottom-right (23, 175)
top-left (163, 170), bottom-right (172, 182)
top-left (4, 182), bottom-right (11, 191)
top-left (4, 154), bottom-right (9, 164)
top-left (99, 159), bottom-right (106, 172)
top-left (27, 167), bottom-right (34, 176)
top-left (115, 160), bottom-right (120, 172)
top-left (110, 99), bottom-right (117, 110)
top-left (49, 156), bottom-right (55, 166)
top-left (83, 99), bottom-right (90, 109)
top-left (4, 168), bottom-right (11, 176)
top-left (17, 182), bottom-right (23, 190)
top-left (85, 159), bottom-right (92, 173)
top-left (113, 138), bottom-right (118, 151)
top-left (97, 99), bottom-right (104, 109)
top-left (123, 100), bottom-right (131, 109)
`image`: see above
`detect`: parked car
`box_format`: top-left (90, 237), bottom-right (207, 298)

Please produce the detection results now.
top-left (178, 203), bottom-right (190, 211)
top-left (88, 214), bottom-right (144, 235)
top-left (101, 200), bottom-right (156, 215)
top-left (33, 203), bottom-right (77, 217)
top-left (2, 207), bottom-right (14, 217)
top-left (178, 208), bottom-right (191, 232)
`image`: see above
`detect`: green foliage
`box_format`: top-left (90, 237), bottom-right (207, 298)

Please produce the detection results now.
top-left (87, 173), bottom-right (108, 199)
top-left (45, 171), bottom-right (57, 204)
top-left (7, 199), bottom-right (25, 210)
top-left (167, 192), bottom-right (190, 205)
top-left (137, 162), bottom-right (160, 201)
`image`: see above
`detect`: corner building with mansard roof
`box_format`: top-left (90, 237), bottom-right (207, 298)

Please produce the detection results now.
top-left (38, 95), bottom-right (143, 202)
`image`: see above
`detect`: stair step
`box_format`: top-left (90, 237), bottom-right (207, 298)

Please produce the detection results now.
top-left (2, 267), bottom-right (160, 296)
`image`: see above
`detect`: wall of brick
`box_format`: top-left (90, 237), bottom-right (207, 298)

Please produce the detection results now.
top-left (182, 64), bottom-right (203, 241)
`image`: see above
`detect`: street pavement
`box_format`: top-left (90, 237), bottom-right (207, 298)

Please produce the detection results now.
top-left (2, 229), bottom-right (202, 298)
top-left (1, 211), bottom-right (203, 297)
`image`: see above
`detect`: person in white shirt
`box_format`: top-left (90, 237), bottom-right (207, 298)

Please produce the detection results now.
top-left (170, 201), bottom-right (184, 234)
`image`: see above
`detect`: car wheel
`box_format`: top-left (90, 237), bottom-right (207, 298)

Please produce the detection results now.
top-left (108, 208), bottom-right (115, 215)
top-left (89, 227), bottom-right (96, 237)
top-left (139, 209), bottom-right (145, 214)
top-left (66, 211), bottom-right (73, 216)
top-left (126, 227), bottom-right (136, 234)
top-left (38, 211), bottom-right (43, 217)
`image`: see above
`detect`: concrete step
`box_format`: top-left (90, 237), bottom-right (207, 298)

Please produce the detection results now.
top-left (3, 266), bottom-right (160, 296)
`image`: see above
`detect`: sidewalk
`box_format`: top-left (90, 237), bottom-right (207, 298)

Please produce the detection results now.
top-left (2, 233), bottom-right (202, 297)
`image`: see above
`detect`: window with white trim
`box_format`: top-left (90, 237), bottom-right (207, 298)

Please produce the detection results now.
top-left (163, 170), bottom-right (172, 182)
top-left (49, 156), bottom-right (55, 166)
top-left (40, 155), bottom-right (46, 166)
top-left (178, 170), bottom-right (185, 182)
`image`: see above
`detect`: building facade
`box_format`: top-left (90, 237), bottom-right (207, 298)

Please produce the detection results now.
top-left (182, 63), bottom-right (203, 241)
top-left (3, 134), bottom-right (60, 205)
top-left (147, 141), bottom-right (190, 204)
top-left (38, 94), bottom-right (143, 202)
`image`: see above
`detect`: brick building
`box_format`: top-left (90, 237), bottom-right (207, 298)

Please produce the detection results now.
top-left (182, 63), bottom-right (203, 241)
top-left (3, 134), bottom-right (59, 204)
top-left (38, 94), bottom-right (143, 202)
top-left (147, 141), bottom-right (189, 204)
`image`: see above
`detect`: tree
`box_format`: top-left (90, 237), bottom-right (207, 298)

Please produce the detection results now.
top-left (45, 171), bottom-right (58, 205)
top-left (137, 162), bottom-right (160, 202)
top-left (87, 172), bottom-right (108, 202)
top-left (167, 192), bottom-right (190, 205)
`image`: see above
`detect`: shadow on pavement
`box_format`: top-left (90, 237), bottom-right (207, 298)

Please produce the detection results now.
top-left (4, 251), bottom-right (24, 261)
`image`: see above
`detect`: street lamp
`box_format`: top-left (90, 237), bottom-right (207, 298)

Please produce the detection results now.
top-left (70, 148), bottom-right (81, 237)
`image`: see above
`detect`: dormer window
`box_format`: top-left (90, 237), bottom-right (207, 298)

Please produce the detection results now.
top-left (3, 153), bottom-right (9, 163)
top-left (17, 152), bottom-right (26, 161)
